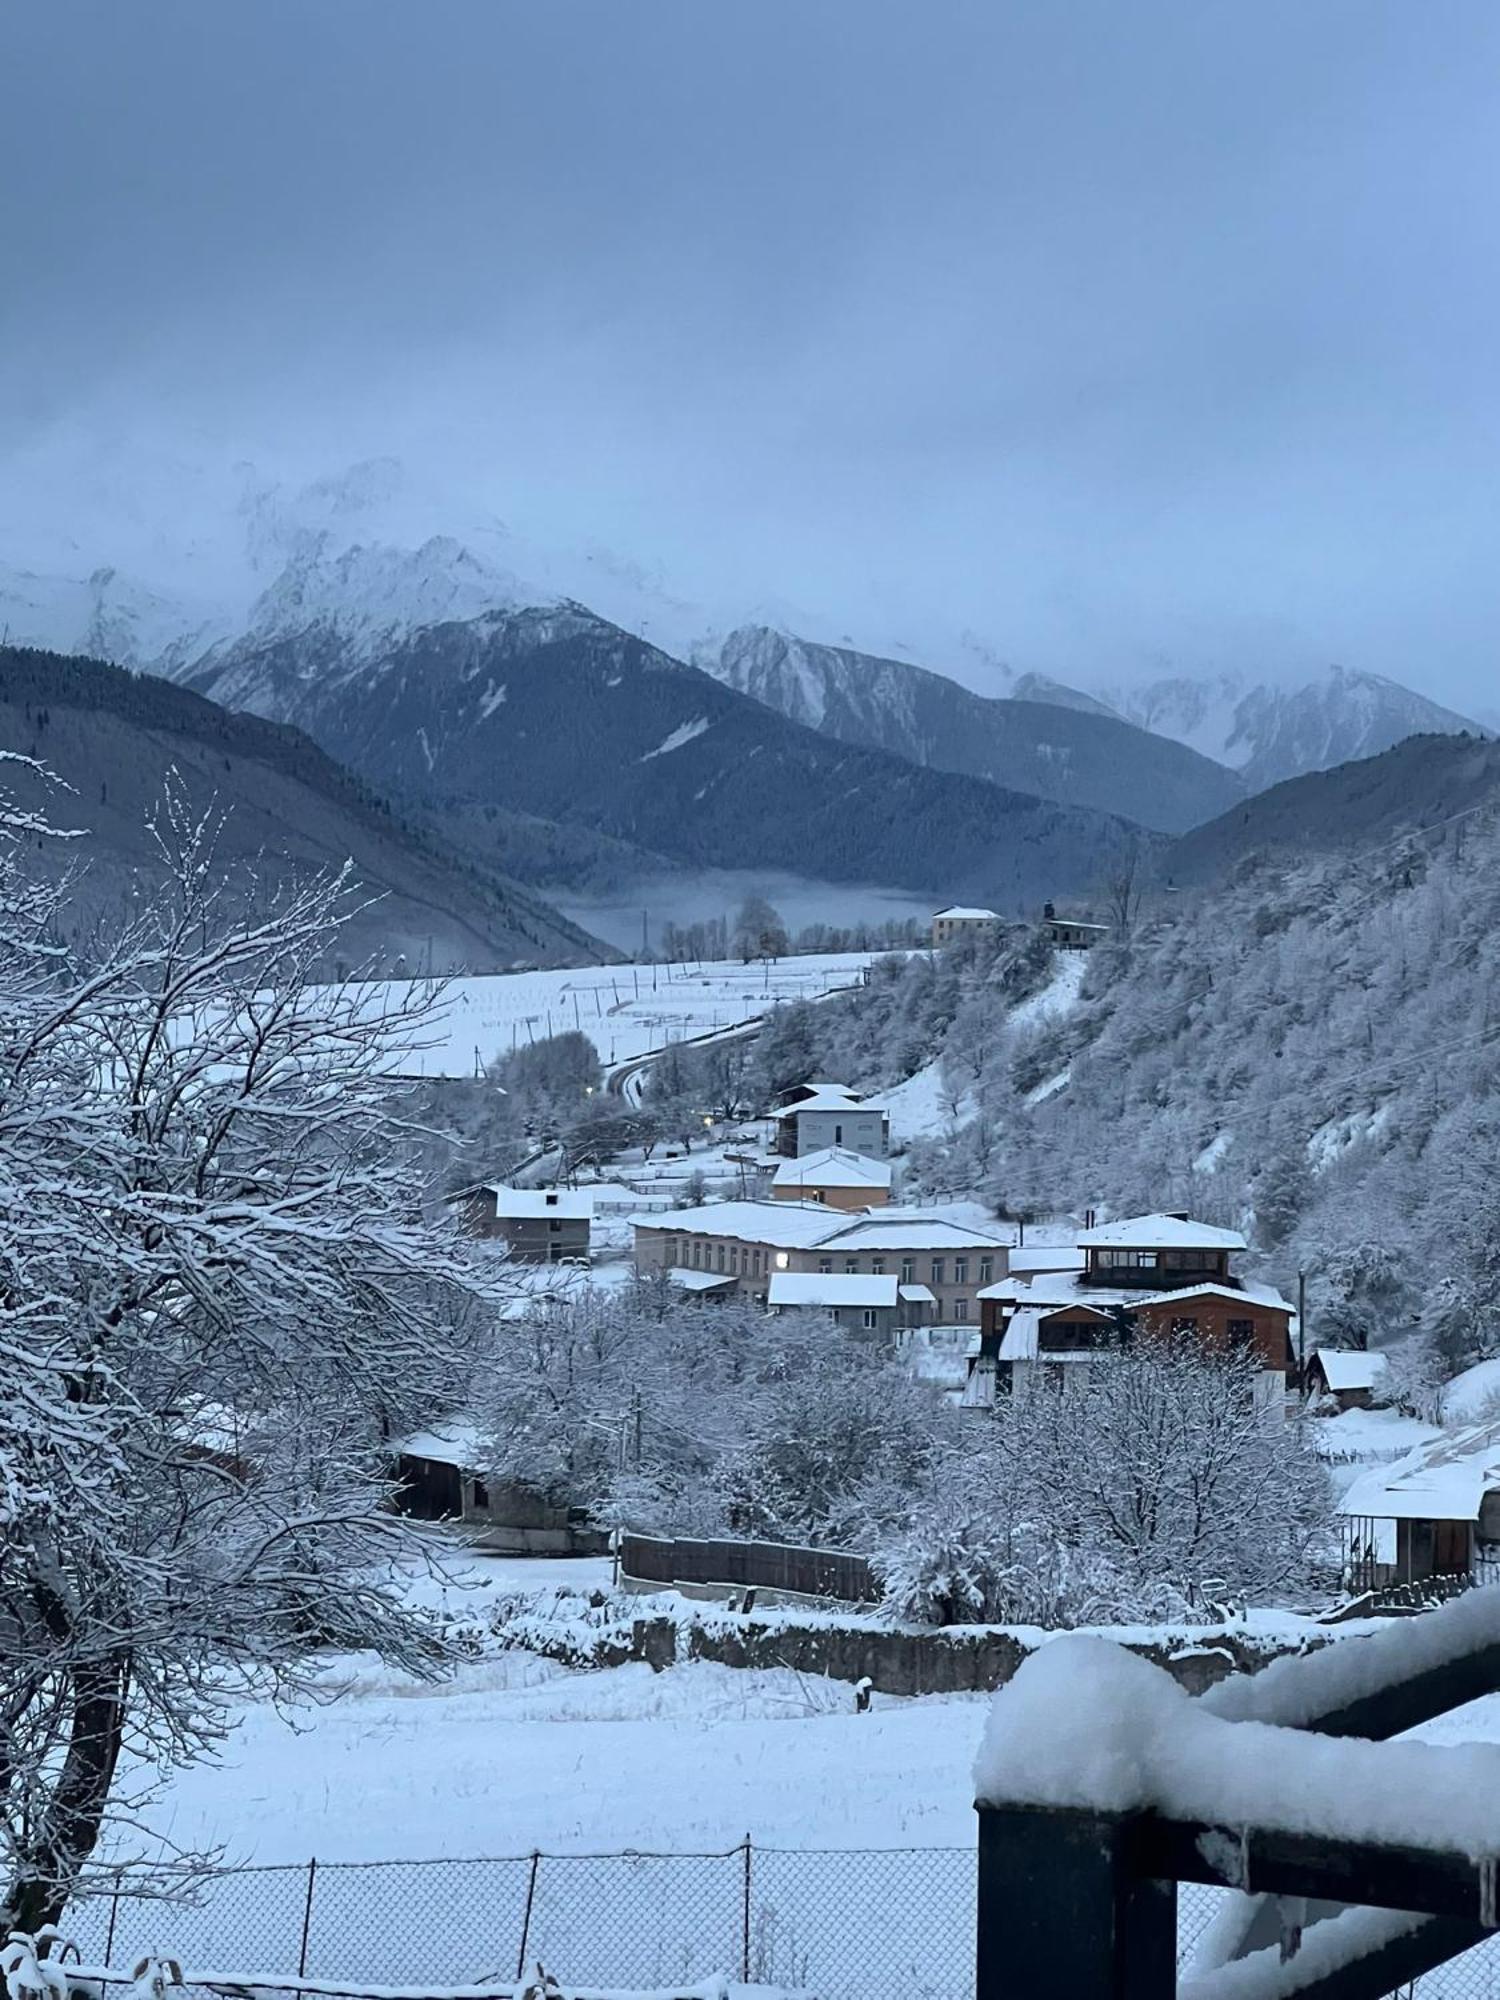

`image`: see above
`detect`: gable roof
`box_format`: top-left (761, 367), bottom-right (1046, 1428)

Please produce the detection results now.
top-left (1078, 1213), bottom-right (1247, 1251)
top-left (776, 1088), bottom-right (889, 1119)
top-left (772, 1146), bottom-right (893, 1191)
top-left (633, 1198), bottom-right (843, 1249)
top-left (933, 906), bottom-right (1000, 921)
top-left (1314, 1348), bottom-right (1389, 1393)
top-left (1136, 1280), bottom-right (1293, 1313)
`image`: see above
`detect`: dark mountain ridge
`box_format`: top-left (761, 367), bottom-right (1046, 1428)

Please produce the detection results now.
top-left (0, 645), bottom-right (604, 970)
top-left (187, 604), bottom-right (1161, 907)
top-left (1164, 731), bottom-right (1500, 886)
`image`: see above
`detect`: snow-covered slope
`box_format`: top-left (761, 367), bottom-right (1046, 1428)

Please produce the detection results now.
top-left (1085, 666), bottom-right (1486, 792)
top-left (702, 625), bottom-right (1245, 835)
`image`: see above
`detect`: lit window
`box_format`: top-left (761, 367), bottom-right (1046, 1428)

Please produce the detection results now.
top-left (775, 1252), bottom-right (789, 1269)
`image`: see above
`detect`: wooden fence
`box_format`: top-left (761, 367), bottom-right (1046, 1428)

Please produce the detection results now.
top-left (620, 1532), bottom-right (879, 1605)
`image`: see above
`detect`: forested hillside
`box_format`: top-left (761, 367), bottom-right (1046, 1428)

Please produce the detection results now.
top-left (795, 809), bottom-right (1500, 1376)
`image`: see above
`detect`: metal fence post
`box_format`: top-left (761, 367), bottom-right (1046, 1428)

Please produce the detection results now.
top-left (297, 1857), bottom-right (319, 1979)
top-left (741, 1836), bottom-right (752, 1984)
top-left (103, 1874), bottom-right (121, 1967)
top-left (515, 1851), bottom-right (541, 1982)
top-left (977, 1805), bottom-right (1175, 2000)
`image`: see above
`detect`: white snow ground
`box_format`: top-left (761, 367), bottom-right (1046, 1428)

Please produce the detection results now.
top-left (320, 954), bottom-right (881, 1080)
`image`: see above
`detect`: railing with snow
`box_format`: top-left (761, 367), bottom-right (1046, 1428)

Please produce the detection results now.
top-left (973, 1588), bottom-right (1500, 1998)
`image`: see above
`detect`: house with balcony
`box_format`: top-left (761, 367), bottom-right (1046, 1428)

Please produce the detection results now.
top-left (1339, 1421), bottom-right (1500, 1594)
top-left (967, 1211), bottom-right (1294, 1407)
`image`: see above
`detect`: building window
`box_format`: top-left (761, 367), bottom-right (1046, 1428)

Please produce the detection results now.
top-left (901, 1258), bottom-right (915, 1284)
top-left (717, 1243), bottom-right (726, 1270)
top-left (931, 1258), bottom-right (945, 1286)
top-left (818, 1257), bottom-right (833, 1275)
top-left (834, 1123), bottom-right (843, 1144)
top-left (954, 1256), bottom-right (969, 1284)
top-left (730, 1245), bottom-right (739, 1274)
top-left (549, 1217), bottom-right (563, 1233)
top-left (978, 1256), bottom-right (993, 1285)
top-left (871, 1257), bottom-right (886, 1275)
top-left (1228, 1318), bottom-right (1255, 1352)
top-left (1098, 1249), bottom-right (1159, 1270)
top-left (692, 1240), bottom-right (702, 1267)
top-left (954, 1298), bottom-right (969, 1321)
top-left (862, 1309), bottom-right (878, 1331)
top-left (471, 1477), bottom-right (490, 1510)
top-left (845, 1259), bottom-right (858, 1274)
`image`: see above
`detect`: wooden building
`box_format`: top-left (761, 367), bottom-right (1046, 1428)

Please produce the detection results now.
top-left (1307, 1347), bottom-right (1389, 1412)
top-left (1339, 1422), bottom-right (1500, 1594)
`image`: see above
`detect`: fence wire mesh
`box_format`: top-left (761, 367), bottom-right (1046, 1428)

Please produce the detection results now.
top-left (61, 1850), bottom-right (1500, 1998)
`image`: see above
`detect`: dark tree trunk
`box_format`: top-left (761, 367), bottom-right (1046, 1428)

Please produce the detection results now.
top-left (5, 1660), bottom-right (128, 1935)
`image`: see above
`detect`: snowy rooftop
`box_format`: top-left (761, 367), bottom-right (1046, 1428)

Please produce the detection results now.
top-left (775, 1088), bottom-right (889, 1119)
top-left (771, 1146), bottom-right (893, 1191)
top-left (485, 1184), bottom-right (594, 1220)
top-left (1315, 1348), bottom-right (1390, 1393)
top-left (1339, 1420), bottom-right (1500, 1523)
top-left (579, 1180), bottom-right (673, 1209)
top-left (768, 1272), bottom-right (900, 1309)
top-left (398, 1418), bottom-right (484, 1468)
top-left (667, 1266), bottom-right (737, 1293)
top-left (932, 905), bottom-right (1000, 921)
top-left (819, 1213), bottom-right (1013, 1251)
top-left (633, 1199), bottom-right (844, 1249)
top-left (1007, 1244), bottom-right (1086, 1275)
top-left (1077, 1213), bottom-right (1248, 1250)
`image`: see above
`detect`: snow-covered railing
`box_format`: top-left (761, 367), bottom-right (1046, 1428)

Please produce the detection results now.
top-left (972, 1590), bottom-right (1500, 1999)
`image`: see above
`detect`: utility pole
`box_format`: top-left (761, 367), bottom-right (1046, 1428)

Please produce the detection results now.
top-left (1297, 1268), bottom-right (1308, 1396)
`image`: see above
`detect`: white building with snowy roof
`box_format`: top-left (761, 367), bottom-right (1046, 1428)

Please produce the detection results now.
top-left (774, 1085), bottom-right (890, 1161)
top-left (931, 906), bottom-right (1002, 947)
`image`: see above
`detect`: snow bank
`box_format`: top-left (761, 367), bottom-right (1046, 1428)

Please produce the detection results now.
top-left (973, 1632), bottom-right (1500, 1855)
top-left (1446, 1357), bottom-right (1500, 1425)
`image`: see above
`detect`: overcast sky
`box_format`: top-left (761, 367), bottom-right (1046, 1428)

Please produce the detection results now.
top-left (3, 1), bottom-right (1500, 700)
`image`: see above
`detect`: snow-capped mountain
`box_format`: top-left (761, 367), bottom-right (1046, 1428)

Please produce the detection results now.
top-left (700, 626), bottom-right (1245, 835)
top-left (180, 602), bottom-right (1153, 903)
top-left (1084, 666), bottom-right (1487, 792)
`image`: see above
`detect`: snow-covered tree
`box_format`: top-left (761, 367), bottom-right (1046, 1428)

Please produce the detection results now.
top-left (0, 789), bottom-right (508, 1930)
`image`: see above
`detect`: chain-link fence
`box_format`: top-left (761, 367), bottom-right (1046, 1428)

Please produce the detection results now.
top-left (62, 1850), bottom-right (1500, 1998)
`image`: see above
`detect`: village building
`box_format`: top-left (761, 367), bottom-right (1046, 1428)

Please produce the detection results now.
top-left (393, 1420), bottom-right (607, 1555)
top-left (466, 1184), bottom-right (593, 1262)
top-left (1339, 1422), bottom-right (1500, 1595)
top-left (631, 1198), bottom-right (1012, 1325)
top-left (773, 1084), bottom-right (890, 1160)
top-left (771, 1145), bottom-right (893, 1209)
top-left (1041, 901), bottom-right (1109, 950)
top-left (931, 905), bottom-right (1001, 948)
top-left (968, 1212), bottom-right (1294, 1407)
top-left (1307, 1347), bottom-right (1389, 1412)
top-left (767, 1271), bottom-right (901, 1337)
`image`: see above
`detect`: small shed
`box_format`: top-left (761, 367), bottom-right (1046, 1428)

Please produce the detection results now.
top-left (1041, 903), bottom-right (1109, 950)
top-left (1307, 1347), bottom-right (1389, 1412)
top-left (394, 1420), bottom-right (606, 1555)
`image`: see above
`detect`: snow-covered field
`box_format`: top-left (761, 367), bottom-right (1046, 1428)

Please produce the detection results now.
top-left (331, 954), bottom-right (881, 1079)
